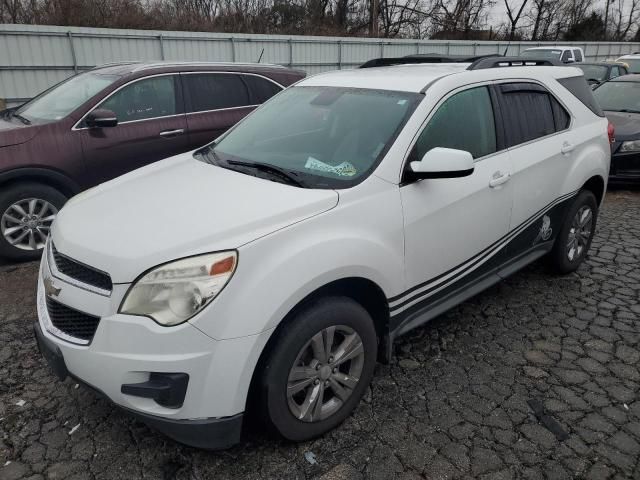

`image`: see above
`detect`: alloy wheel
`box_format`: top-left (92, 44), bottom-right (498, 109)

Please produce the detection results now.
top-left (566, 205), bottom-right (593, 262)
top-left (287, 325), bottom-right (365, 423)
top-left (1, 198), bottom-right (57, 251)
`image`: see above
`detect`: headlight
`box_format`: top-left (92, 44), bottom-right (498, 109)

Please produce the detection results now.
top-left (620, 140), bottom-right (640, 152)
top-left (119, 251), bottom-right (237, 326)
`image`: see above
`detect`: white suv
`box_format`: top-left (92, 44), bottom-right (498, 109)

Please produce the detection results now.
top-left (35, 56), bottom-right (611, 449)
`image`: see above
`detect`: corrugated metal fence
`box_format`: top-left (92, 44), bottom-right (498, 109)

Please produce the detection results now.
top-left (1, 23), bottom-right (639, 106)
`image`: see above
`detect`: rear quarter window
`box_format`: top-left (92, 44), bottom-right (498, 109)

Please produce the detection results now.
top-left (557, 76), bottom-right (605, 117)
top-left (242, 75), bottom-right (282, 104)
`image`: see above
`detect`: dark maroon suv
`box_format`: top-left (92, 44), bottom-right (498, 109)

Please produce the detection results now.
top-left (0, 61), bottom-right (305, 260)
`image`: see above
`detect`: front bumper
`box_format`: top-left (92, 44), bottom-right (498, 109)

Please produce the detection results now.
top-left (35, 247), bottom-right (272, 449)
top-left (609, 150), bottom-right (640, 183)
top-left (34, 320), bottom-right (242, 449)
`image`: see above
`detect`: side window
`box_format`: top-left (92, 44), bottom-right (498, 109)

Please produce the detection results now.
top-left (498, 83), bottom-right (567, 147)
top-left (557, 76), bottom-right (604, 116)
top-left (573, 49), bottom-right (583, 62)
top-left (410, 86), bottom-right (497, 162)
top-left (561, 50), bottom-right (572, 63)
top-left (183, 73), bottom-right (250, 113)
top-left (610, 66), bottom-right (620, 78)
top-left (99, 76), bottom-right (176, 123)
top-left (242, 75), bottom-right (282, 104)
top-left (550, 96), bottom-right (571, 131)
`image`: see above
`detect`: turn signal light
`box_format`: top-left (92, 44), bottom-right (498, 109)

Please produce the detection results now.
top-left (210, 256), bottom-right (235, 275)
top-left (607, 122), bottom-right (615, 144)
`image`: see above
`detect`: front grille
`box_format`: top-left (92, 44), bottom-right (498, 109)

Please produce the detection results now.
top-left (52, 244), bottom-right (112, 292)
top-left (46, 297), bottom-right (101, 342)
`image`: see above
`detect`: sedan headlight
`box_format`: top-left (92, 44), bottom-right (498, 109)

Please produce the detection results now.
top-left (620, 140), bottom-right (640, 152)
top-left (120, 251), bottom-right (237, 326)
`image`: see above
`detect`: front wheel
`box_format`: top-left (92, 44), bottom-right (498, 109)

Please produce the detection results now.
top-left (0, 183), bottom-right (67, 261)
top-left (259, 297), bottom-right (377, 442)
top-left (548, 190), bottom-right (598, 274)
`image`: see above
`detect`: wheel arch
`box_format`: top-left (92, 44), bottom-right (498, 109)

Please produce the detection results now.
top-left (244, 276), bottom-right (390, 417)
top-left (581, 174), bottom-right (605, 207)
top-left (0, 168), bottom-right (82, 198)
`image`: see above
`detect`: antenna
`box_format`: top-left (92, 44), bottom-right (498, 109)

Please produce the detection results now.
top-left (503, 39), bottom-right (511, 57)
top-left (257, 48), bottom-right (264, 63)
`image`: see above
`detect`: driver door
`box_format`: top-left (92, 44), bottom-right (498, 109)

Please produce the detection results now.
top-left (78, 74), bottom-right (188, 186)
top-left (398, 85), bottom-right (513, 317)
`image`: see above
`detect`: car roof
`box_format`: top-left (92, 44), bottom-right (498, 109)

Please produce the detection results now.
top-left (91, 61), bottom-right (291, 76)
top-left (299, 63), bottom-right (579, 93)
top-left (617, 54), bottom-right (640, 59)
top-left (300, 64), bottom-right (470, 92)
top-left (609, 73), bottom-right (640, 82)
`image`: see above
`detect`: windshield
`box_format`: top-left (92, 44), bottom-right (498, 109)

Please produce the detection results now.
top-left (204, 86), bottom-right (420, 188)
top-left (578, 65), bottom-right (608, 82)
top-left (522, 49), bottom-right (562, 59)
top-left (16, 72), bottom-right (120, 123)
top-left (593, 81), bottom-right (640, 113)
top-left (622, 58), bottom-right (640, 73)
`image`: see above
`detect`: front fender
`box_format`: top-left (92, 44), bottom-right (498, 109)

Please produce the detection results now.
top-left (192, 178), bottom-right (405, 341)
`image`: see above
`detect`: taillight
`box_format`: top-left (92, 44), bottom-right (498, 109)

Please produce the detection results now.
top-left (607, 122), bottom-right (615, 144)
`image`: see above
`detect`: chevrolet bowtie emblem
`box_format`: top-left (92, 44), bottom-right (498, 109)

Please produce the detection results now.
top-left (44, 276), bottom-right (61, 298)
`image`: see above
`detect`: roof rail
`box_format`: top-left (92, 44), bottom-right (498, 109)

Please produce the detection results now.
top-left (468, 56), bottom-right (561, 70)
top-left (131, 61), bottom-right (286, 72)
top-left (359, 54), bottom-right (498, 69)
top-left (92, 61), bottom-right (142, 70)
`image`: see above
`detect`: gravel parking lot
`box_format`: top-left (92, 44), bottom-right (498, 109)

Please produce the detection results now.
top-left (1, 190), bottom-right (639, 480)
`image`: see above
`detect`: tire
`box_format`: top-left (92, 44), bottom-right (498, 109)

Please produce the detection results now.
top-left (0, 182), bottom-right (67, 261)
top-left (259, 296), bottom-right (378, 442)
top-left (548, 190), bottom-right (598, 274)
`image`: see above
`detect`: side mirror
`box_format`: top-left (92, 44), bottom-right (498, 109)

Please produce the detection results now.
top-left (85, 109), bottom-right (118, 128)
top-left (409, 147), bottom-right (474, 179)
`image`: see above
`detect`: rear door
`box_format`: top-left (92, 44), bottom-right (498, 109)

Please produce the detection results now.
top-left (78, 74), bottom-right (188, 185)
top-left (494, 82), bottom-right (575, 258)
top-left (182, 72), bottom-right (282, 149)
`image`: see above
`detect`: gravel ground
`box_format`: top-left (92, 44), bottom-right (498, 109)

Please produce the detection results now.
top-left (1, 190), bottom-right (639, 480)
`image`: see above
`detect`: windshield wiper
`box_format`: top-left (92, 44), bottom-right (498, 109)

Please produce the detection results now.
top-left (227, 159), bottom-right (306, 187)
top-left (608, 108), bottom-right (640, 114)
top-left (11, 111), bottom-right (31, 125)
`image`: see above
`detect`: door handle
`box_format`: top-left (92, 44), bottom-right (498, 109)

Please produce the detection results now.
top-left (489, 171), bottom-right (511, 188)
top-left (561, 142), bottom-right (575, 155)
top-left (159, 129), bottom-right (184, 138)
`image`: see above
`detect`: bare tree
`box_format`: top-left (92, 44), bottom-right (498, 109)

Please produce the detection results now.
top-left (608, 0), bottom-right (640, 40)
top-left (431, 0), bottom-right (494, 36)
top-left (504, 0), bottom-right (528, 40)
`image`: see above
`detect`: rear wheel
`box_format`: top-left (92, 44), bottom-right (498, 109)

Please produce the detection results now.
top-left (259, 297), bottom-right (377, 442)
top-left (548, 190), bottom-right (597, 274)
top-left (0, 183), bottom-right (67, 261)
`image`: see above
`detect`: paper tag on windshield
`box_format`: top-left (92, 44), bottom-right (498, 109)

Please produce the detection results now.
top-left (305, 157), bottom-right (357, 177)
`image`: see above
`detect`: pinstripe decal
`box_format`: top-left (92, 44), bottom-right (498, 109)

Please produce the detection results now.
top-left (388, 190), bottom-right (579, 316)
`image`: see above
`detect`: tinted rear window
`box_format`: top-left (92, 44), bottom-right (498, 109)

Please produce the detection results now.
top-left (498, 83), bottom-right (557, 147)
top-left (183, 73), bottom-right (250, 112)
top-left (558, 76), bottom-right (604, 117)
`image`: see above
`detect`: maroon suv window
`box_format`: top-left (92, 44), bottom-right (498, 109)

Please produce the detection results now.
top-left (183, 73), bottom-right (250, 113)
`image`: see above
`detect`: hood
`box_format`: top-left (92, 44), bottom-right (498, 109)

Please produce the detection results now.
top-left (52, 153), bottom-right (339, 283)
top-left (605, 111), bottom-right (640, 139)
top-left (0, 117), bottom-right (39, 147)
